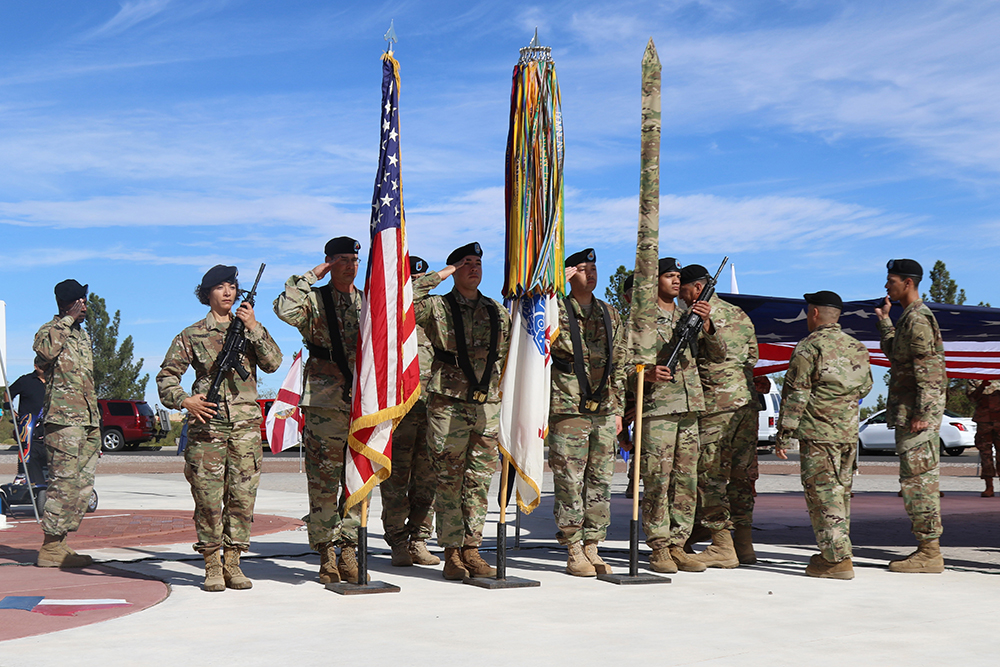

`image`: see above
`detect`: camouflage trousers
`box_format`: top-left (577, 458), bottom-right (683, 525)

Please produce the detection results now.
top-left (696, 405), bottom-right (757, 532)
top-left (303, 407), bottom-right (367, 550)
top-left (800, 439), bottom-right (855, 563)
top-left (548, 413), bottom-right (617, 544)
top-left (380, 404), bottom-right (436, 547)
top-left (974, 421), bottom-right (1000, 479)
top-left (728, 407), bottom-right (759, 527)
top-left (426, 394), bottom-right (499, 549)
top-left (185, 418), bottom-right (262, 553)
top-left (40, 424), bottom-right (100, 536)
top-left (896, 427), bottom-right (943, 542)
top-left (640, 412), bottom-right (700, 550)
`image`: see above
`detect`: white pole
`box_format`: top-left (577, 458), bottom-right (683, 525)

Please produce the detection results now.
top-left (730, 264), bottom-right (740, 294)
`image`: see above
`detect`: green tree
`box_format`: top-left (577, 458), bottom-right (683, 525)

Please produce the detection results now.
top-left (84, 293), bottom-right (149, 400)
top-left (922, 260), bottom-right (966, 305)
top-left (605, 265), bottom-right (633, 319)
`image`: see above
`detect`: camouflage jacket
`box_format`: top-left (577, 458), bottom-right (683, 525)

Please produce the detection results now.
top-left (629, 304), bottom-right (726, 417)
top-left (33, 315), bottom-right (98, 427)
top-left (698, 295), bottom-right (758, 414)
top-left (157, 313), bottom-right (282, 423)
top-left (776, 323), bottom-right (872, 443)
top-left (878, 300), bottom-right (946, 428)
top-left (967, 379), bottom-right (1000, 423)
top-left (273, 270), bottom-right (361, 411)
top-left (412, 272), bottom-right (510, 404)
top-left (550, 295), bottom-right (628, 416)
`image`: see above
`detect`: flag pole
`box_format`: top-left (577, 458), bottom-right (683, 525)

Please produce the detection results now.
top-left (357, 497), bottom-right (369, 584)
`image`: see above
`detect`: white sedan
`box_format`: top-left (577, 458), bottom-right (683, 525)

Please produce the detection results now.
top-left (859, 409), bottom-right (976, 457)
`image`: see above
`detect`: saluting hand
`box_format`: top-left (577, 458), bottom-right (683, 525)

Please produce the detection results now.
top-left (313, 261), bottom-right (334, 280)
top-left (875, 297), bottom-right (891, 321)
top-left (66, 298), bottom-right (86, 323)
top-left (565, 266), bottom-right (579, 282)
top-left (437, 257), bottom-right (466, 280)
top-left (236, 302), bottom-right (258, 330)
top-left (182, 394), bottom-right (218, 423)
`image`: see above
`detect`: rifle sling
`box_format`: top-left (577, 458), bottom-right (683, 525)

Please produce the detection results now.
top-left (317, 284), bottom-right (353, 402)
top-left (442, 291), bottom-right (499, 404)
top-left (563, 297), bottom-right (614, 414)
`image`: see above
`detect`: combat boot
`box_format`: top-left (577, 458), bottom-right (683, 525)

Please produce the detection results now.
top-left (683, 524), bottom-right (712, 553)
top-left (583, 540), bottom-right (613, 575)
top-left (338, 546), bottom-right (367, 583)
top-left (733, 525), bottom-right (757, 565)
top-left (692, 529), bottom-right (739, 569)
top-left (983, 478), bottom-right (995, 498)
top-left (669, 546), bottom-right (707, 572)
top-left (37, 533), bottom-right (93, 568)
top-left (390, 542), bottom-right (413, 567)
top-left (317, 542), bottom-right (340, 584)
top-left (223, 548), bottom-right (252, 589)
top-left (443, 547), bottom-right (469, 580)
top-left (461, 546), bottom-right (497, 578)
top-left (202, 549), bottom-right (225, 592)
top-left (649, 547), bottom-right (677, 574)
top-left (888, 539), bottom-right (945, 573)
top-left (805, 553), bottom-right (854, 580)
top-left (566, 541), bottom-right (597, 577)
top-left (408, 540), bottom-right (441, 566)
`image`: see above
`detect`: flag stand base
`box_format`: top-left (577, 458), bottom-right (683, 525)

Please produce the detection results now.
top-left (326, 580), bottom-right (401, 595)
top-left (598, 518), bottom-right (670, 585)
top-left (462, 518), bottom-right (539, 590)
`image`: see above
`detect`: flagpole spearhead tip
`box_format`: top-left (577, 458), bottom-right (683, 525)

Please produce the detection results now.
top-left (384, 19), bottom-right (398, 53)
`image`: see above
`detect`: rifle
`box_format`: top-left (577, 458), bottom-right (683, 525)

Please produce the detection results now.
top-left (205, 263), bottom-right (266, 418)
top-left (663, 256), bottom-right (729, 378)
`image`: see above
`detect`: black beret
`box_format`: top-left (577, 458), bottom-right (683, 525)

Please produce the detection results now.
top-left (54, 279), bottom-right (87, 304)
top-left (680, 264), bottom-right (710, 285)
top-left (804, 290), bottom-right (843, 310)
top-left (565, 248), bottom-right (596, 267)
top-left (886, 258), bottom-right (922, 280)
top-left (447, 242), bottom-right (483, 266)
top-left (325, 236), bottom-right (361, 257)
top-left (409, 255), bottom-right (428, 275)
top-left (658, 257), bottom-right (682, 276)
top-left (623, 274), bottom-right (634, 293)
top-left (200, 265), bottom-right (238, 292)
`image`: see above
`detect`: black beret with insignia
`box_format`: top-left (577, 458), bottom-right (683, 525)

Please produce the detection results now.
top-left (447, 242), bottom-right (483, 266)
top-left (200, 265), bottom-right (238, 292)
top-left (54, 279), bottom-right (88, 304)
top-left (804, 290), bottom-right (843, 310)
top-left (325, 236), bottom-right (361, 257)
top-left (409, 255), bottom-right (428, 275)
top-left (679, 264), bottom-right (711, 286)
top-left (886, 258), bottom-right (922, 280)
top-left (658, 257), bottom-right (682, 276)
top-left (565, 248), bottom-right (596, 267)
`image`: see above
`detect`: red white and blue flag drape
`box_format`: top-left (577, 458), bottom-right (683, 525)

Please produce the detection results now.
top-left (344, 52), bottom-right (421, 509)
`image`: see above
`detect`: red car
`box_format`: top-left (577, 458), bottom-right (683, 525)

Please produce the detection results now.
top-left (257, 398), bottom-right (274, 451)
top-left (99, 399), bottom-right (157, 452)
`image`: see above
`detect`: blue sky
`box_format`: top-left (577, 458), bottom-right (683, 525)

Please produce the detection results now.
top-left (2, 0), bottom-right (999, 404)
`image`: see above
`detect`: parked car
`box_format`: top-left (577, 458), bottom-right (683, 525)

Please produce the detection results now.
top-left (757, 391), bottom-right (782, 449)
top-left (98, 399), bottom-right (158, 452)
top-left (859, 409), bottom-right (975, 456)
top-left (257, 398), bottom-right (275, 451)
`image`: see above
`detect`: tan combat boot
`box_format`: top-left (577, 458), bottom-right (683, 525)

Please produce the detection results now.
top-left (583, 540), bottom-right (612, 575)
top-left (37, 533), bottom-right (93, 568)
top-left (733, 525), bottom-right (757, 565)
top-left (693, 529), bottom-right (740, 568)
top-left (566, 541), bottom-right (597, 577)
top-left (317, 542), bottom-right (340, 584)
top-left (202, 549), bottom-right (225, 592)
top-left (338, 546), bottom-right (364, 583)
top-left (649, 547), bottom-right (677, 574)
top-left (669, 546), bottom-right (707, 572)
top-left (443, 547), bottom-right (469, 580)
top-left (408, 540), bottom-right (441, 566)
top-left (461, 546), bottom-right (497, 578)
top-left (805, 553), bottom-right (854, 580)
top-left (390, 542), bottom-right (413, 567)
top-left (223, 548), bottom-right (252, 590)
top-left (888, 539), bottom-right (945, 573)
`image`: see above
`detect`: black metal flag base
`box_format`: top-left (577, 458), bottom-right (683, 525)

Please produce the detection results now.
top-left (598, 518), bottom-right (671, 585)
top-left (462, 522), bottom-right (539, 590)
top-left (327, 526), bottom-right (401, 595)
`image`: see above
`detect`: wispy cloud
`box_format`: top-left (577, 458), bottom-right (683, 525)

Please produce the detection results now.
top-left (85, 0), bottom-right (174, 40)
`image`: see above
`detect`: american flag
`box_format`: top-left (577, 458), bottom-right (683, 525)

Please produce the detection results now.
top-left (721, 293), bottom-right (1000, 379)
top-left (344, 52), bottom-right (421, 509)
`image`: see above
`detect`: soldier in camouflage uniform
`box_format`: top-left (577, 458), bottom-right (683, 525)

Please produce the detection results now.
top-left (412, 242), bottom-right (510, 580)
top-left (678, 265), bottom-right (759, 569)
top-left (380, 255), bottom-right (440, 568)
top-left (966, 379), bottom-right (1000, 497)
top-left (32, 279), bottom-right (99, 568)
top-left (273, 237), bottom-right (367, 585)
top-left (630, 258), bottom-right (725, 574)
top-left (158, 265), bottom-right (282, 591)
top-left (549, 249), bottom-right (628, 576)
top-left (876, 259), bottom-right (947, 573)
top-left (774, 291), bottom-right (872, 579)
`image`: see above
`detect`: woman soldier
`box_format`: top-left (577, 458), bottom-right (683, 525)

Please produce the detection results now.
top-left (157, 265), bottom-right (282, 591)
